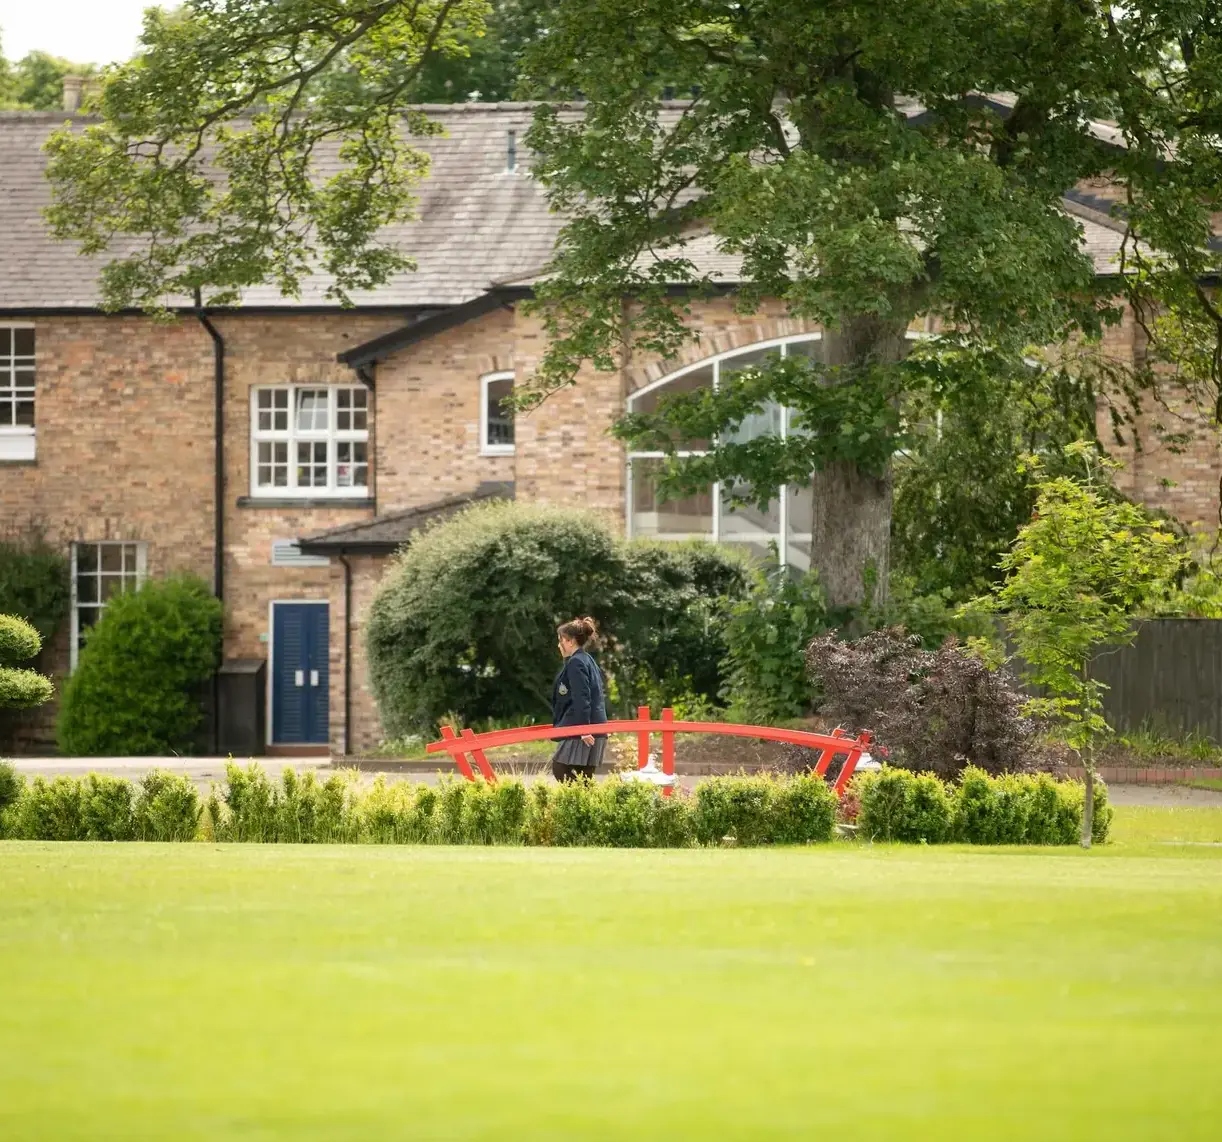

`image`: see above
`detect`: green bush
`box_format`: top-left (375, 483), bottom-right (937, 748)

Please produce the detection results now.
top-left (11, 775), bottom-right (86, 840)
top-left (650, 789), bottom-right (695, 848)
top-left (0, 532), bottom-right (70, 645)
top-left (211, 765), bottom-right (360, 844)
top-left (56, 575), bottom-right (223, 756)
top-left (720, 565), bottom-right (829, 722)
top-left (134, 770), bottom-right (200, 842)
top-left (593, 781), bottom-right (657, 848)
top-left (0, 764), bottom-right (1104, 848)
top-left (549, 777), bottom-right (603, 846)
top-left (855, 765), bottom-right (1110, 845)
top-left (952, 766), bottom-right (1001, 844)
top-left (614, 541), bottom-right (748, 710)
top-left (365, 500), bottom-right (747, 733)
top-left (0, 760), bottom-right (22, 817)
top-left (855, 767), bottom-right (916, 842)
top-left (82, 774), bottom-right (135, 840)
top-left (770, 775), bottom-right (840, 844)
top-left (694, 774), bottom-right (838, 845)
top-left (0, 613), bottom-right (54, 711)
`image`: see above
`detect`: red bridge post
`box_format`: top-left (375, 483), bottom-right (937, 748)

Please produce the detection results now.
top-left (461, 727), bottom-right (497, 783)
top-left (439, 724), bottom-right (475, 781)
top-left (661, 707), bottom-right (675, 796)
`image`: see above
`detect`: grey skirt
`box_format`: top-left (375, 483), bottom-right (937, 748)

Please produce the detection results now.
top-left (552, 734), bottom-right (608, 770)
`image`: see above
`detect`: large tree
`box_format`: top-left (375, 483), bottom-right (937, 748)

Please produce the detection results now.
top-left (519, 2), bottom-right (1222, 607)
top-left (44, 0), bottom-right (494, 309)
top-left (43, 3), bottom-right (1222, 607)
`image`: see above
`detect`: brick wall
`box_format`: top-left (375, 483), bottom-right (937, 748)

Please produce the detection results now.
top-left (327, 553), bottom-right (387, 756)
top-left (374, 307), bottom-right (516, 510)
top-left (0, 311), bottom-right (402, 750)
top-left (7, 297), bottom-right (1222, 758)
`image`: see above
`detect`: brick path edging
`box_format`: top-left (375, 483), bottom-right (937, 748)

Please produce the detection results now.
top-left (1058, 766), bottom-right (1222, 785)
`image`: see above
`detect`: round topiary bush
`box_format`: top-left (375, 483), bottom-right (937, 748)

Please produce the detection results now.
top-left (0, 613), bottom-right (54, 710)
top-left (365, 501), bottom-right (748, 734)
top-left (56, 575), bottom-right (223, 756)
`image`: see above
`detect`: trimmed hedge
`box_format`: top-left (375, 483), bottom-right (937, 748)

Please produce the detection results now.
top-left (0, 764), bottom-right (200, 842)
top-left (0, 764), bottom-right (838, 848)
top-left (853, 765), bottom-right (1112, 845)
top-left (0, 761), bottom-right (1107, 848)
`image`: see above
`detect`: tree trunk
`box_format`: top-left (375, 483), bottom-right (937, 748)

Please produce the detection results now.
top-left (811, 316), bottom-right (909, 610)
top-left (1081, 749), bottom-right (1095, 850)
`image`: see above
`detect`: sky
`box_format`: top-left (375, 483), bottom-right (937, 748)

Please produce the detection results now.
top-left (1, 0), bottom-right (152, 65)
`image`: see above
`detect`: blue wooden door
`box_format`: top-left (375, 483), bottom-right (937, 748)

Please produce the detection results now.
top-left (272, 603), bottom-right (329, 744)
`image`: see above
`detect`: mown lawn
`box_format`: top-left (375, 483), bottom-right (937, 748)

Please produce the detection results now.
top-left (0, 807), bottom-right (1219, 1141)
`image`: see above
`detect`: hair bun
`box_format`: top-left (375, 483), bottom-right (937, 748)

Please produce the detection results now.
top-left (580, 616), bottom-right (597, 635)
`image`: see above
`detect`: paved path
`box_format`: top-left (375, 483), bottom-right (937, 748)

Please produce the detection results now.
top-left (8, 758), bottom-right (1222, 804)
top-left (1104, 782), bottom-right (1222, 807)
top-left (6, 756), bottom-right (343, 790)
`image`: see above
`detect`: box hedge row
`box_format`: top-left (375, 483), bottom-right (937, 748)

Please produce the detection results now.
top-left (0, 762), bottom-right (1108, 848)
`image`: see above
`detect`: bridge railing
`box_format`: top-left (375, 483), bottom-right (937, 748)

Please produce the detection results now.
top-left (424, 706), bottom-right (873, 797)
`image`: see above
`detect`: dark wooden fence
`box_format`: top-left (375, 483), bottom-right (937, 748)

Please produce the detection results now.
top-left (1084, 619), bottom-right (1222, 741)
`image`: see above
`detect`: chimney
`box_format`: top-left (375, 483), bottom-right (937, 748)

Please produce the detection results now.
top-left (62, 75), bottom-right (85, 113)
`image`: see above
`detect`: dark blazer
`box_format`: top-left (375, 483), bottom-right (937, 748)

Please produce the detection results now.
top-left (551, 648), bottom-right (608, 732)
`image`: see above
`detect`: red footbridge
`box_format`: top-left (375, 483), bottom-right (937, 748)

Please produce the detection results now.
top-left (425, 706), bottom-right (874, 796)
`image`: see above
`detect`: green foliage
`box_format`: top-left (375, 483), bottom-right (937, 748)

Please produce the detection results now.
top-left (0, 532), bottom-right (70, 645)
top-left (855, 767), bottom-right (952, 844)
top-left (5, 767), bottom-right (200, 842)
top-left (854, 765), bottom-right (1111, 846)
top-left (43, 0), bottom-right (491, 310)
top-left (614, 541), bottom-right (749, 710)
top-left (720, 564), bottom-right (829, 722)
top-left (0, 760), bottom-right (24, 836)
top-left (408, 0), bottom-right (544, 103)
top-left (81, 774), bottom-right (136, 841)
top-left (892, 355), bottom-right (1103, 600)
top-left (976, 442), bottom-right (1183, 844)
top-left (10, 776), bottom-right (86, 841)
top-left (56, 575), bottom-right (223, 756)
top-left (513, 4), bottom-right (1222, 606)
top-left (1, 761), bottom-right (1112, 847)
top-left (0, 614), bottom-right (39, 663)
top-left (212, 764), bottom-right (361, 844)
top-left (366, 501), bottom-right (747, 732)
top-left (0, 614), bottom-right (54, 711)
top-left (0, 765), bottom-right (848, 848)
top-left (133, 770), bottom-right (201, 842)
top-left (693, 774), bottom-right (838, 846)
top-left (0, 44), bottom-right (96, 110)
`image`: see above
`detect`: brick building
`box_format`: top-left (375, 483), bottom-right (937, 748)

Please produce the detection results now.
top-left (1, 100), bottom-right (1216, 755)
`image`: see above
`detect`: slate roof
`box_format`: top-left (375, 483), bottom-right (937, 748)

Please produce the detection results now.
top-left (0, 104), bottom-right (564, 311)
top-left (0, 100), bottom-right (1149, 313)
top-left (297, 481), bottom-right (514, 553)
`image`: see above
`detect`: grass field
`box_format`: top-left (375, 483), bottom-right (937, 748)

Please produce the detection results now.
top-left (1, 807), bottom-right (1220, 1141)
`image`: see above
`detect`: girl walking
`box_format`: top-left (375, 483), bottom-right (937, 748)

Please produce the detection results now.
top-left (551, 616), bottom-right (608, 782)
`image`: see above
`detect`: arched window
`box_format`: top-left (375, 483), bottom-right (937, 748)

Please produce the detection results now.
top-left (626, 334), bottom-right (821, 570)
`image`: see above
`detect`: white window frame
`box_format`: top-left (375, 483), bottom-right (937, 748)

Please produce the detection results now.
top-left (249, 384), bottom-right (370, 499)
top-left (69, 541), bottom-right (148, 671)
top-left (479, 371), bottom-right (516, 456)
top-left (625, 334), bottom-right (822, 564)
top-left (625, 331), bottom-right (929, 568)
top-left (0, 323), bottom-right (36, 462)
